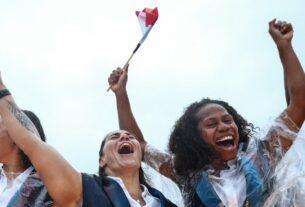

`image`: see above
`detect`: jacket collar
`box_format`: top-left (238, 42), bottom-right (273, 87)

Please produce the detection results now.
top-left (195, 157), bottom-right (263, 207)
top-left (103, 176), bottom-right (175, 207)
top-left (103, 177), bottom-right (131, 207)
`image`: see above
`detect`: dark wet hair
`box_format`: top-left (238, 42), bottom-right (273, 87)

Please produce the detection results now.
top-left (98, 132), bottom-right (149, 186)
top-left (168, 98), bottom-right (256, 177)
top-left (20, 110), bottom-right (46, 168)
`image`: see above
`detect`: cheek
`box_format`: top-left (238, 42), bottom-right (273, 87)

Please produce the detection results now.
top-left (104, 141), bottom-right (116, 151)
top-left (232, 124), bottom-right (239, 136)
top-left (200, 130), bottom-right (213, 144)
top-left (134, 144), bottom-right (142, 159)
top-left (102, 145), bottom-right (115, 161)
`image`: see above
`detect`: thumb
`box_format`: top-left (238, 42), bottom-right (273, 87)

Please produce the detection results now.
top-left (269, 18), bottom-right (276, 27)
top-left (123, 63), bottom-right (129, 73)
top-left (122, 64), bottom-right (129, 78)
top-left (268, 19), bottom-right (277, 32)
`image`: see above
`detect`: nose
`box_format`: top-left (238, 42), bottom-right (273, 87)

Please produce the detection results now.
top-left (217, 121), bottom-right (230, 132)
top-left (119, 133), bottom-right (130, 141)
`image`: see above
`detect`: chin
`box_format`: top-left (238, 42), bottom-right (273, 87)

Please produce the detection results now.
top-left (221, 151), bottom-right (238, 161)
top-left (121, 160), bottom-right (140, 168)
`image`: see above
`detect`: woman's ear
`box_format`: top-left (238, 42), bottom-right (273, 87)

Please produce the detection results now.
top-left (99, 156), bottom-right (106, 168)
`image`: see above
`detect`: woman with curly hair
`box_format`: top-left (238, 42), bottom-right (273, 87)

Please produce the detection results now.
top-left (109, 19), bottom-right (305, 206)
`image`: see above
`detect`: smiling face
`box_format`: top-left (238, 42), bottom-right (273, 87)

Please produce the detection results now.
top-left (196, 103), bottom-right (239, 162)
top-left (99, 130), bottom-right (142, 176)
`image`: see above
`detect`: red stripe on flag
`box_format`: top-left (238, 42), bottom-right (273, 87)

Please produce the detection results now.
top-left (144, 7), bottom-right (158, 26)
top-left (136, 7), bottom-right (158, 27)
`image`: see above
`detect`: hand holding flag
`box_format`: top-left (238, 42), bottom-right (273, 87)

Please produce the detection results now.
top-left (107, 7), bottom-right (158, 91)
top-left (108, 64), bottom-right (129, 93)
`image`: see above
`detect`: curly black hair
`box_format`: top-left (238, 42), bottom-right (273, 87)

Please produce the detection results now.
top-left (168, 98), bottom-right (256, 178)
top-left (98, 132), bottom-right (149, 187)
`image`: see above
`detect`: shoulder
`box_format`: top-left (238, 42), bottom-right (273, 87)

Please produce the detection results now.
top-left (81, 174), bottom-right (113, 207)
top-left (81, 173), bottom-right (102, 188)
top-left (147, 186), bottom-right (177, 207)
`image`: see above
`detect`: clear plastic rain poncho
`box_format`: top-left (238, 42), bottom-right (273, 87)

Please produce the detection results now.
top-left (0, 166), bottom-right (53, 207)
top-left (143, 111), bottom-right (305, 207)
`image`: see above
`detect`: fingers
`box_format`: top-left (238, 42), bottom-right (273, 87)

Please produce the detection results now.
top-left (281, 23), bottom-right (293, 35)
top-left (269, 18), bottom-right (294, 42)
top-left (278, 21), bottom-right (293, 36)
top-left (108, 67), bottom-right (123, 85)
top-left (271, 19), bottom-right (293, 34)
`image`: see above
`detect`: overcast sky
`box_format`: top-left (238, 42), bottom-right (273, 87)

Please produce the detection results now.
top-left (1, 0), bottom-right (305, 176)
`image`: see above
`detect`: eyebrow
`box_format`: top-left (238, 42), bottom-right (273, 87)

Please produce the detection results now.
top-left (109, 131), bottom-right (132, 137)
top-left (202, 117), bottom-right (217, 121)
top-left (111, 133), bottom-right (120, 136)
top-left (223, 114), bottom-right (233, 118)
top-left (107, 133), bottom-right (120, 139)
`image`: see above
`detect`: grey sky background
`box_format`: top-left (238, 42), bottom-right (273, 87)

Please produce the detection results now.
top-left (0, 0), bottom-right (305, 174)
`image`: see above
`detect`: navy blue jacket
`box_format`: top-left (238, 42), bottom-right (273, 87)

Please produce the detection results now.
top-left (82, 173), bottom-right (177, 207)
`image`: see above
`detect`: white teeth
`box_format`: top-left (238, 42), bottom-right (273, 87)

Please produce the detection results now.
top-left (217, 136), bottom-right (233, 142)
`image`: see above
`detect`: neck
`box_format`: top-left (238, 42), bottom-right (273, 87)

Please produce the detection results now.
top-left (1, 151), bottom-right (26, 180)
top-left (110, 169), bottom-right (145, 205)
top-left (3, 164), bottom-right (26, 180)
top-left (122, 174), bottom-right (146, 206)
top-left (211, 159), bottom-right (230, 171)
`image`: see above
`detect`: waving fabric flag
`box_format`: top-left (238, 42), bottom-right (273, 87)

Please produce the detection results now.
top-left (107, 7), bottom-right (158, 91)
top-left (131, 7), bottom-right (158, 54)
top-left (107, 7), bottom-right (159, 91)
top-left (136, 7), bottom-right (159, 45)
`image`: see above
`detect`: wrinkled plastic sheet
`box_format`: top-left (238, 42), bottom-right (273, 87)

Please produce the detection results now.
top-left (143, 111), bottom-right (305, 207)
top-left (142, 162), bottom-right (184, 207)
top-left (263, 127), bottom-right (305, 207)
top-left (1, 169), bottom-right (53, 207)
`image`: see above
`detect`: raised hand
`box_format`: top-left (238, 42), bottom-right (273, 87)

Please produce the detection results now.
top-left (269, 19), bottom-right (293, 48)
top-left (108, 64), bottom-right (129, 93)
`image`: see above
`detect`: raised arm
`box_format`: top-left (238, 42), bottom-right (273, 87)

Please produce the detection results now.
top-left (0, 74), bottom-right (81, 207)
top-left (269, 19), bottom-right (305, 127)
top-left (108, 65), bottom-right (146, 149)
top-left (268, 19), bottom-right (305, 148)
top-left (108, 66), bottom-right (175, 179)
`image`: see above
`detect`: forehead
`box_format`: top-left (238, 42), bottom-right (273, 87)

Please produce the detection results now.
top-left (105, 130), bottom-right (135, 140)
top-left (196, 103), bottom-right (230, 120)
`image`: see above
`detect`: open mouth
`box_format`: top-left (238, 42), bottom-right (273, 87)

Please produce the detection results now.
top-left (216, 136), bottom-right (235, 147)
top-left (118, 143), bottom-right (134, 154)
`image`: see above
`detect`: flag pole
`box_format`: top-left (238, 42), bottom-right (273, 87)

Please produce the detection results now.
top-left (107, 7), bottom-right (158, 92)
top-left (106, 43), bottom-right (141, 92)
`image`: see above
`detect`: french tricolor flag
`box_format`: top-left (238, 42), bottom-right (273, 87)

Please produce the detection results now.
top-left (135, 7), bottom-right (159, 46)
top-left (107, 7), bottom-right (159, 91)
